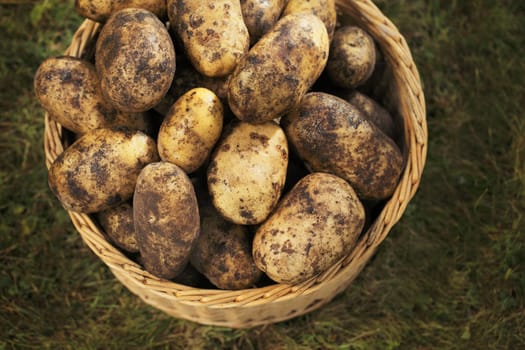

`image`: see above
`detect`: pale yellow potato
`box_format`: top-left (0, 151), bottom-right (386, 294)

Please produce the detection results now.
top-left (133, 162), bottom-right (200, 279)
top-left (240, 0), bottom-right (288, 43)
top-left (173, 0), bottom-right (249, 77)
top-left (282, 92), bottom-right (403, 200)
top-left (282, 0), bottom-right (336, 40)
top-left (207, 121), bottom-right (288, 225)
top-left (253, 172), bottom-right (365, 284)
top-left (96, 202), bottom-right (138, 253)
top-left (75, 0), bottom-right (167, 22)
top-left (95, 8), bottom-right (176, 113)
top-left (327, 26), bottom-right (377, 88)
top-left (158, 88), bottom-right (223, 173)
top-left (228, 13), bottom-right (329, 123)
top-left (48, 127), bottom-right (159, 213)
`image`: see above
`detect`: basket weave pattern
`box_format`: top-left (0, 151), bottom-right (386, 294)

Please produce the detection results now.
top-left (44, 0), bottom-right (427, 328)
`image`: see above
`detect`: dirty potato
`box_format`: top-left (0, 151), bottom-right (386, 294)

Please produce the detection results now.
top-left (48, 127), bottom-right (159, 213)
top-left (133, 162), bottom-right (200, 279)
top-left (190, 202), bottom-right (262, 290)
top-left (240, 0), bottom-right (287, 44)
top-left (97, 202), bottom-right (138, 253)
top-left (281, 92), bottom-right (403, 200)
top-left (228, 13), bottom-right (329, 123)
top-left (282, 0), bottom-right (336, 40)
top-left (158, 88), bottom-right (224, 173)
top-left (172, 0), bottom-right (249, 77)
top-left (75, 0), bottom-right (167, 22)
top-left (207, 121), bottom-right (288, 225)
top-left (95, 8), bottom-right (176, 113)
top-left (327, 26), bottom-right (377, 88)
top-left (253, 172), bottom-right (365, 284)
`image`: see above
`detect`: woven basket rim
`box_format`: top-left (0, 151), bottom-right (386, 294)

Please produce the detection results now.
top-left (43, 0), bottom-right (427, 328)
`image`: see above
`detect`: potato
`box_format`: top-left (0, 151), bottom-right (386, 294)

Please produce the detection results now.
top-left (281, 92), bottom-right (403, 200)
top-left (327, 26), bottom-right (377, 88)
top-left (133, 162), bottom-right (200, 279)
top-left (172, 0), bottom-right (249, 77)
top-left (97, 202), bottom-right (138, 253)
top-left (48, 127), bottom-right (159, 213)
top-left (95, 8), bottom-right (176, 113)
top-left (253, 172), bottom-right (365, 284)
top-left (228, 13), bottom-right (329, 123)
top-left (282, 0), bottom-right (336, 40)
top-left (157, 88), bottom-right (224, 173)
top-left (190, 202), bottom-right (262, 290)
top-left (75, 0), bottom-right (167, 22)
top-left (240, 0), bottom-right (287, 43)
top-left (207, 121), bottom-right (288, 225)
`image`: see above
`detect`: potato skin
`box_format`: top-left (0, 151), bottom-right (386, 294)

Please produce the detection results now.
top-left (207, 121), bottom-right (288, 225)
top-left (48, 127), bottom-right (159, 213)
top-left (282, 0), bottom-right (336, 40)
top-left (281, 92), bottom-right (403, 200)
top-left (327, 26), bottom-right (377, 88)
top-left (240, 0), bottom-right (287, 43)
top-left (228, 13), bottom-right (329, 123)
top-left (75, 0), bottom-right (167, 22)
top-left (95, 8), bottom-right (176, 113)
top-left (158, 88), bottom-right (223, 173)
top-left (133, 162), bottom-right (200, 279)
top-left (173, 0), bottom-right (249, 77)
top-left (97, 202), bottom-right (138, 253)
top-left (253, 172), bottom-right (365, 284)
top-left (190, 202), bottom-right (262, 290)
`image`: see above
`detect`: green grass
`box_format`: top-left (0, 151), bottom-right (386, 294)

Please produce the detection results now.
top-left (1, 0), bottom-right (524, 349)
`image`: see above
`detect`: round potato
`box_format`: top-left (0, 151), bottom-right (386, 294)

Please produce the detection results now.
top-left (207, 121), bottom-right (288, 225)
top-left (228, 12), bottom-right (329, 123)
top-left (75, 0), bottom-right (167, 22)
top-left (133, 162), bottom-right (200, 279)
top-left (240, 0), bottom-right (287, 44)
top-left (172, 0), bottom-right (249, 77)
top-left (253, 172), bottom-right (365, 284)
top-left (281, 92), bottom-right (403, 200)
top-left (95, 8), bottom-right (176, 113)
top-left (282, 0), bottom-right (336, 40)
top-left (190, 202), bottom-right (262, 290)
top-left (327, 26), bottom-right (377, 88)
top-left (97, 202), bottom-right (138, 253)
top-left (158, 88), bottom-right (223, 173)
top-left (48, 127), bottom-right (159, 213)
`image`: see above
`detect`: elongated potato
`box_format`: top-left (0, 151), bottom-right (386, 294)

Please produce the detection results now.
top-left (133, 162), bottom-right (200, 279)
top-left (75, 0), bottom-right (167, 22)
top-left (282, 92), bottom-right (403, 200)
top-left (253, 172), bottom-right (365, 284)
top-left (172, 0), bottom-right (249, 77)
top-left (282, 0), bottom-right (336, 40)
top-left (96, 8), bottom-right (176, 113)
top-left (207, 121), bottom-right (288, 225)
top-left (158, 88), bottom-right (223, 173)
top-left (48, 127), bottom-right (159, 213)
top-left (97, 202), bottom-right (138, 253)
top-left (228, 13), bottom-right (329, 123)
top-left (240, 0), bottom-right (287, 43)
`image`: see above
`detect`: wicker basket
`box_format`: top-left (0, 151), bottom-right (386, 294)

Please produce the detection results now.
top-left (44, 0), bottom-right (427, 328)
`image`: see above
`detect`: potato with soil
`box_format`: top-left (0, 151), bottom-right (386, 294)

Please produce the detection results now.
top-left (240, 0), bottom-right (288, 44)
top-left (48, 127), bottom-right (159, 213)
top-left (190, 203), bottom-right (262, 290)
top-left (157, 88), bottom-right (223, 173)
top-left (327, 26), bottom-right (377, 88)
top-left (282, 0), bottom-right (336, 40)
top-left (97, 202), bottom-right (138, 253)
top-left (253, 172), bottom-right (365, 284)
top-left (133, 162), bottom-right (200, 279)
top-left (207, 121), bottom-right (288, 225)
top-left (75, 0), bottom-right (167, 22)
top-left (171, 0), bottom-right (249, 77)
top-left (228, 12), bottom-right (329, 123)
top-left (281, 92), bottom-right (403, 200)
top-left (95, 8), bottom-right (176, 113)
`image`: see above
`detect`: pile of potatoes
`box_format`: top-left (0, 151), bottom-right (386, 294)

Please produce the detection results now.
top-left (35, 0), bottom-right (404, 289)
